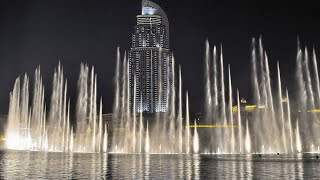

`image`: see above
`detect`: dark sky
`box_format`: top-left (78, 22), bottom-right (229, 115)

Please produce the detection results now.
top-left (0, 0), bottom-right (319, 115)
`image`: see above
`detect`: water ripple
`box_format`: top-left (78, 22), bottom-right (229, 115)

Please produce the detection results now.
top-left (0, 151), bottom-right (319, 179)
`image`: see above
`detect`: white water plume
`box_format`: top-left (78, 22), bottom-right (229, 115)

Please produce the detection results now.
top-left (5, 63), bottom-right (108, 153)
top-left (193, 121), bottom-right (199, 154)
top-left (5, 38), bottom-right (320, 155)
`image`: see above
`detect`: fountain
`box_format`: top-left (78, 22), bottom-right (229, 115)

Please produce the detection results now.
top-left (110, 48), bottom-right (194, 154)
top-left (245, 119), bottom-right (251, 154)
top-left (201, 37), bottom-right (319, 154)
top-left (5, 63), bottom-right (108, 153)
top-left (145, 122), bottom-right (150, 154)
top-left (185, 91), bottom-right (191, 154)
top-left (4, 37), bottom-right (320, 154)
top-left (193, 120), bottom-right (199, 154)
top-left (296, 120), bottom-right (302, 153)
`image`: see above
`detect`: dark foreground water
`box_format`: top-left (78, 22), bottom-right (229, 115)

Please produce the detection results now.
top-left (0, 151), bottom-right (319, 179)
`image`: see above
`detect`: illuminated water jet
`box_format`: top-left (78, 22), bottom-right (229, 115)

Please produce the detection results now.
top-left (4, 38), bottom-right (320, 154)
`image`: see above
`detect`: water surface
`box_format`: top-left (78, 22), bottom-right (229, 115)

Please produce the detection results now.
top-left (0, 151), bottom-right (319, 179)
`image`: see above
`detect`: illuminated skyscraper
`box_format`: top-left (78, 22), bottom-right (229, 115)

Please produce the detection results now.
top-left (129, 0), bottom-right (172, 113)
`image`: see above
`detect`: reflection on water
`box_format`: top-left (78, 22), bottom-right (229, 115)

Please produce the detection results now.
top-left (297, 155), bottom-right (304, 179)
top-left (0, 151), bottom-right (319, 179)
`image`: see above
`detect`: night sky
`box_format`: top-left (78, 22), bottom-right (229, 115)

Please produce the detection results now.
top-left (0, 0), bottom-right (319, 115)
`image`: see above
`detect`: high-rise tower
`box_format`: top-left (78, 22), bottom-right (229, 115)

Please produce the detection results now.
top-left (129, 0), bottom-right (172, 113)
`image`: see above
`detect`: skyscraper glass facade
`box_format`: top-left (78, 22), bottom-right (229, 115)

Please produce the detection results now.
top-left (129, 0), bottom-right (172, 113)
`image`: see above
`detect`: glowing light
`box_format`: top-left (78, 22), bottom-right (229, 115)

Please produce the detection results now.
top-left (232, 106), bottom-right (238, 113)
top-left (309, 109), bottom-right (320, 113)
top-left (187, 124), bottom-right (237, 128)
top-left (142, 5), bottom-right (157, 15)
top-left (5, 133), bottom-right (20, 149)
top-left (245, 105), bottom-right (256, 112)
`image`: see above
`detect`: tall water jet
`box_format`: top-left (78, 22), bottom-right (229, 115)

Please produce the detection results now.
top-left (185, 92), bottom-right (190, 154)
top-left (31, 67), bottom-right (46, 150)
top-left (113, 47), bottom-right (121, 119)
top-left (286, 90), bottom-right (294, 153)
top-left (74, 64), bottom-right (101, 152)
top-left (312, 49), bottom-right (320, 107)
top-left (251, 39), bottom-right (261, 112)
top-left (125, 60), bottom-right (131, 152)
top-left (21, 75), bottom-right (30, 149)
top-left (75, 64), bottom-right (89, 151)
top-left (103, 124), bottom-right (108, 153)
top-left (132, 75), bottom-right (137, 152)
top-left (139, 97), bottom-right (143, 153)
top-left (212, 45), bottom-right (219, 153)
top-left (178, 66), bottom-right (183, 153)
top-left (65, 100), bottom-right (71, 152)
top-left (168, 56), bottom-right (176, 153)
top-left (237, 90), bottom-right (243, 153)
top-left (251, 38), bottom-right (262, 153)
top-left (245, 119), bottom-right (251, 154)
top-left (98, 98), bottom-right (103, 152)
top-left (155, 47), bottom-right (163, 153)
top-left (296, 120), bottom-right (302, 153)
top-left (6, 77), bottom-right (22, 149)
top-left (193, 121), bottom-right (199, 154)
top-left (264, 51), bottom-right (277, 152)
top-left (277, 62), bottom-right (287, 153)
top-left (303, 48), bottom-right (315, 109)
top-left (145, 122), bottom-right (150, 154)
top-left (120, 53), bottom-right (129, 152)
top-left (212, 46), bottom-right (218, 116)
top-left (296, 47), bottom-right (306, 110)
top-left (220, 45), bottom-right (227, 152)
top-left (228, 65), bottom-right (235, 154)
top-left (162, 54), bottom-right (172, 153)
top-left (258, 40), bottom-right (268, 121)
top-left (69, 127), bottom-right (74, 152)
top-left (61, 78), bottom-right (67, 151)
top-left (296, 47), bottom-right (308, 151)
top-left (112, 48), bottom-right (121, 150)
top-left (92, 74), bottom-right (97, 152)
top-left (204, 40), bottom-right (212, 121)
top-left (48, 63), bottom-right (68, 151)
